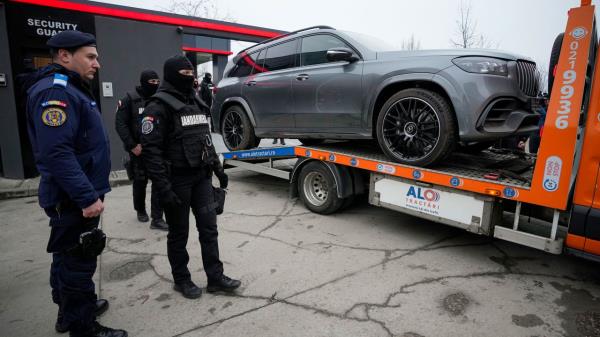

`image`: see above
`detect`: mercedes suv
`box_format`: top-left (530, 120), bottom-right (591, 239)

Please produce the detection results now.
top-left (212, 26), bottom-right (541, 166)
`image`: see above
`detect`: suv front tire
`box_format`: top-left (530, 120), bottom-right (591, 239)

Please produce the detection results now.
top-left (376, 88), bottom-right (456, 166)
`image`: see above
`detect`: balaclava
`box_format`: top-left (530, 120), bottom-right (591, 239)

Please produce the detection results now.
top-left (139, 69), bottom-right (159, 97)
top-left (204, 73), bottom-right (212, 83)
top-left (163, 55), bottom-right (195, 95)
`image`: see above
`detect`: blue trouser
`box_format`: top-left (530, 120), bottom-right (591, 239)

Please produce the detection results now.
top-left (46, 203), bottom-right (100, 336)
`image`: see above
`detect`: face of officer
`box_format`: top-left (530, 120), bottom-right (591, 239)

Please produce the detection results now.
top-left (163, 55), bottom-right (195, 95)
top-left (55, 46), bottom-right (100, 81)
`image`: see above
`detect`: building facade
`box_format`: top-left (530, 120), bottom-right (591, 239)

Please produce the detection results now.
top-left (0, 0), bottom-right (283, 178)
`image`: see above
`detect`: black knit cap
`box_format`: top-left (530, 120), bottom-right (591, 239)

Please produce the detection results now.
top-left (163, 55), bottom-right (193, 81)
top-left (140, 70), bottom-right (159, 85)
top-left (47, 30), bottom-right (96, 49)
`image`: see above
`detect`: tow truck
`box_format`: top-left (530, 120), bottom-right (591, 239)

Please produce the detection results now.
top-left (220, 0), bottom-right (600, 262)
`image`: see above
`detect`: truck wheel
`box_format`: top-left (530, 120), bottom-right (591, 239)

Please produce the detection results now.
top-left (376, 88), bottom-right (456, 166)
top-left (299, 139), bottom-right (325, 146)
top-left (298, 161), bottom-right (344, 214)
top-left (221, 105), bottom-right (258, 151)
top-left (548, 33), bottom-right (563, 96)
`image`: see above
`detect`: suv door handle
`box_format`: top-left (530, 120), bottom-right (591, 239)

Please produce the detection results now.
top-left (245, 80), bottom-right (257, 86)
top-left (296, 74), bottom-right (309, 81)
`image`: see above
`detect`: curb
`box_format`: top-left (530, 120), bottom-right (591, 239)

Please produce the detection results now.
top-left (0, 171), bottom-right (132, 200)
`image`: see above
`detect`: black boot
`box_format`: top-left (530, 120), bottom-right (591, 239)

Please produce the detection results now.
top-left (150, 218), bottom-right (168, 231)
top-left (173, 281), bottom-right (202, 299)
top-left (56, 299), bottom-right (110, 333)
top-left (77, 321), bottom-right (128, 337)
top-left (207, 275), bottom-right (241, 293)
top-left (136, 211), bottom-right (149, 222)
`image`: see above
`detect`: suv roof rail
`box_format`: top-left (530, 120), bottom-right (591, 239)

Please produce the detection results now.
top-left (236, 25), bottom-right (335, 56)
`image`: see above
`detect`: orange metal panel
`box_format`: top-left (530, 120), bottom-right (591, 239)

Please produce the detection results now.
top-left (573, 40), bottom-right (600, 208)
top-left (515, 5), bottom-right (595, 210)
top-left (584, 237), bottom-right (600, 255)
top-left (566, 233), bottom-right (586, 250)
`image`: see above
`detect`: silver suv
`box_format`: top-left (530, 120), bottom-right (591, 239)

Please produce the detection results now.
top-left (212, 26), bottom-right (540, 166)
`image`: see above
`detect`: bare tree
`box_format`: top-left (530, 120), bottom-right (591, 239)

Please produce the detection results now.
top-left (401, 34), bottom-right (421, 51)
top-left (450, 1), bottom-right (496, 49)
top-left (165, 0), bottom-right (235, 22)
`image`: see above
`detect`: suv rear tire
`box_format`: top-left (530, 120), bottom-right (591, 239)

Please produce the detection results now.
top-left (221, 105), bottom-right (258, 151)
top-left (376, 88), bottom-right (456, 166)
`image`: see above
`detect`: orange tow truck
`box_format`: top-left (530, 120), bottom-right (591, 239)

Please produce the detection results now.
top-left (222, 0), bottom-right (600, 262)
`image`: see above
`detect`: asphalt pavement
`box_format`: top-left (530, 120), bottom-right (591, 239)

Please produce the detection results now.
top-left (1, 136), bottom-right (599, 337)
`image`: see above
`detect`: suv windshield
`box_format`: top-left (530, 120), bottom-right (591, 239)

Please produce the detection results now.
top-left (341, 30), bottom-right (395, 51)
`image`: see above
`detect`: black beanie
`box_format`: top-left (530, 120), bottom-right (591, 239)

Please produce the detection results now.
top-left (163, 55), bottom-right (195, 95)
top-left (139, 69), bottom-right (159, 97)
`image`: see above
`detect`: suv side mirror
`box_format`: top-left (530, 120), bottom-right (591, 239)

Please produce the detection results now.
top-left (326, 48), bottom-right (358, 63)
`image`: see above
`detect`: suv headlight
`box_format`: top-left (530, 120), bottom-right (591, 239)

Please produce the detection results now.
top-left (452, 57), bottom-right (508, 76)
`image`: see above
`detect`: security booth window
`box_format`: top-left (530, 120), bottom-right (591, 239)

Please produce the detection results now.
top-left (301, 34), bottom-right (351, 66)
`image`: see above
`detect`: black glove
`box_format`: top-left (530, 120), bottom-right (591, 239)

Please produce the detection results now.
top-left (215, 169), bottom-right (228, 189)
top-left (161, 190), bottom-right (182, 206)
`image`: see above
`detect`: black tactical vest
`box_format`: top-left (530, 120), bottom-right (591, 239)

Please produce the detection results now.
top-left (127, 91), bottom-right (146, 142)
top-left (154, 92), bottom-right (212, 168)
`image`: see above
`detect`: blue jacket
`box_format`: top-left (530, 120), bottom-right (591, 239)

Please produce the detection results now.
top-left (25, 64), bottom-right (111, 209)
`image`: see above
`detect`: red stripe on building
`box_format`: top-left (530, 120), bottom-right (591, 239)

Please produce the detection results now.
top-left (11, 0), bottom-right (281, 39)
top-left (182, 46), bottom-right (233, 56)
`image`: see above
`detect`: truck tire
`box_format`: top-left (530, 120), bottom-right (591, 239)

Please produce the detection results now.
top-left (376, 88), bottom-right (456, 167)
top-left (221, 105), bottom-right (258, 151)
top-left (298, 161), bottom-right (344, 214)
top-left (548, 33), bottom-right (563, 96)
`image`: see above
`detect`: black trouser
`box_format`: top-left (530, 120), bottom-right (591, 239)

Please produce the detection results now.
top-left (131, 155), bottom-right (163, 220)
top-left (46, 204), bottom-right (100, 336)
top-left (164, 169), bottom-right (223, 284)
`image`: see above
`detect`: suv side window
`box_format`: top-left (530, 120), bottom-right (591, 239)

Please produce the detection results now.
top-left (301, 34), bottom-right (351, 66)
top-left (230, 51), bottom-right (260, 78)
top-left (251, 48), bottom-right (267, 75)
top-left (263, 40), bottom-right (298, 72)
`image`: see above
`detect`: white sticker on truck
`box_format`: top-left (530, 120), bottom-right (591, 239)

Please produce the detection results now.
top-left (542, 156), bottom-right (562, 192)
top-left (374, 178), bottom-right (485, 226)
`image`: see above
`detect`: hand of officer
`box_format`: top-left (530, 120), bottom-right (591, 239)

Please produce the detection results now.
top-left (215, 169), bottom-right (228, 189)
top-left (131, 144), bottom-right (142, 156)
top-left (82, 199), bottom-right (104, 218)
top-left (161, 190), bottom-right (182, 206)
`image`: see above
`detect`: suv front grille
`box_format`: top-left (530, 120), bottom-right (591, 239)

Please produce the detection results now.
top-left (516, 60), bottom-right (539, 97)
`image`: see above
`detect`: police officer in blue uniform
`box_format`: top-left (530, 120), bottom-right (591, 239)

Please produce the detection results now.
top-left (25, 30), bottom-right (127, 337)
top-left (141, 55), bottom-right (240, 299)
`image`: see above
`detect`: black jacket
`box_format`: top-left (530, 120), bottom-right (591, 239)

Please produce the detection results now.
top-left (140, 81), bottom-right (215, 193)
top-left (115, 86), bottom-right (149, 151)
top-left (199, 79), bottom-right (213, 107)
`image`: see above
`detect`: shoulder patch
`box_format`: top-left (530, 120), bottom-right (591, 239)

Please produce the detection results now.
top-left (141, 119), bottom-right (154, 134)
top-left (42, 107), bottom-right (67, 127)
top-left (41, 100), bottom-right (67, 108)
top-left (52, 74), bottom-right (69, 88)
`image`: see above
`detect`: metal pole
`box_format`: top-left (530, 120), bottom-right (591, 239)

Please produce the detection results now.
top-left (550, 209), bottom-right (560, 240)
top-left (513, 202), bottom-right (522, 230)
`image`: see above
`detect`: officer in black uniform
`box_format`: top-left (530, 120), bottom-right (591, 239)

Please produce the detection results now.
top-left (24, 30), bottom-right (127, 337)
top-left (199, 72), bottom-right (213, 107)
top-left (115, 70), bottom-right (168, 230)
top-left (141, 55), bottom-right (241, 299)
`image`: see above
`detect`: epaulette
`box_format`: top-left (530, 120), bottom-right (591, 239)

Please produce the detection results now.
top-left (52, 74), bottom-right (68, 88)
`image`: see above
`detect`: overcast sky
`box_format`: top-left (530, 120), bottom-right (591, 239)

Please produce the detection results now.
top-left (98, 0), bottom-right (597, 74)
